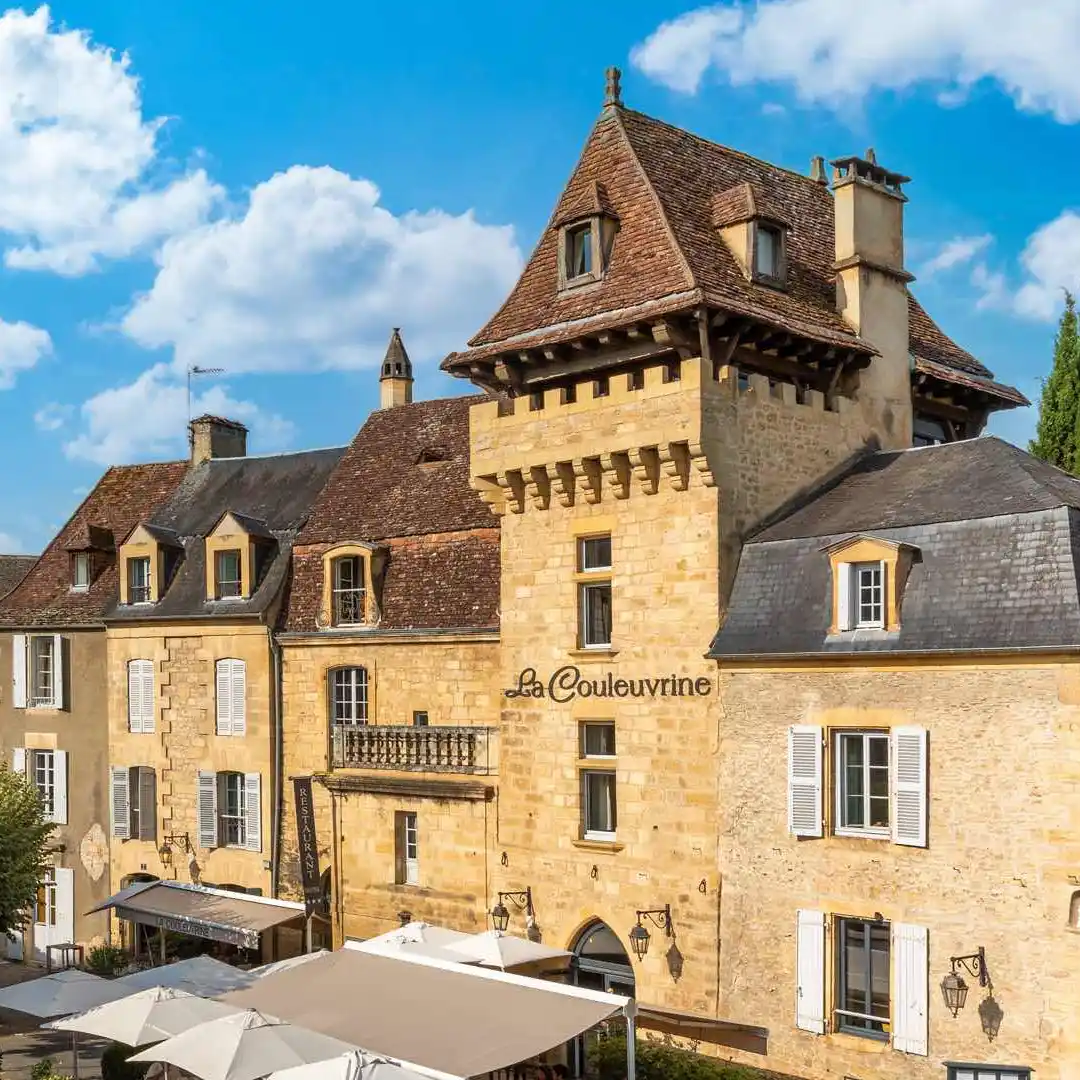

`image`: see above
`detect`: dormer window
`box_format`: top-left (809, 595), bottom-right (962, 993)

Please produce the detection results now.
top-left (72, 553), bottom-right (91, 592)
top-left (128, 557), bottom-right (151, 605)
top-left (829, 536), bottom-right (916, 635)
top-left (752, 222), bottom-right (786, 284)
top-left (556, 185), bottom-right (618, 291)
top-left (567, 223), bottom-right (593, 279)
top-left (332, 556), bottom-right (365, 625)
top-left (852, 562), bottom-right (884, 629)
top-left (215, 550), bottom-right (242, 600)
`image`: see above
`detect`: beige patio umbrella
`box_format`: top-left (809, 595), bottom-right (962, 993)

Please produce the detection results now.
top-left (129, 1008), bottom-right (356, 1080)
top-left (267, 1048), bottom-right (459, 1080)
top-left (443, 929), bottom-right (570, 971)
top-left (46, 986), bottom-right (242, 1047)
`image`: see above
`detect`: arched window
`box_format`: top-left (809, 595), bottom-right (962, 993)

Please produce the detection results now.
top-left (331, 557), bottom-right (366, 625)
top-left (331, 667), bottom-right (368, 725)
top-left (569, 921), bottom-right (634, 1076)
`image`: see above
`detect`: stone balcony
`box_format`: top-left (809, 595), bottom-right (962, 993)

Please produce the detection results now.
top-left (331, 724), bottom-right (498, 775)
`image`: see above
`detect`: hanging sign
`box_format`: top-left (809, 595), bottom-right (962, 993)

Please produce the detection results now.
top-left (293, 778), bottom-right (322, 918)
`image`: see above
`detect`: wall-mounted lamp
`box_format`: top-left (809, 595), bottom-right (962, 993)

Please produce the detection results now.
top-left (397, 910), bottom-right (413, 928)
top-left (940, 947), bottom-right (991, 1017)
top-left (490, 888), bottom-right (533, 932)
top-left (158, 833), bottom-right (192, 869)
top-left (629, 905), bottom-right (672, 961)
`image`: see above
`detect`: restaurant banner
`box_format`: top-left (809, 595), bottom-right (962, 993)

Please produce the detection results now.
top-left (293, 777), bottom-right (322, 918)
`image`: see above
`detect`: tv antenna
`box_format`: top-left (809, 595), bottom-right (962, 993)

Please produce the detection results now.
top-left (186, 365), bottom-right (225, 442)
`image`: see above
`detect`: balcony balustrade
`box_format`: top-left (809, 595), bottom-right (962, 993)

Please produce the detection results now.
top-left (331, 724), bottom-right (497, 774)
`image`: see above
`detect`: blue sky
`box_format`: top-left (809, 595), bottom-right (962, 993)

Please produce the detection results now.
top-left (0, 0), bottom-right (1077, 552)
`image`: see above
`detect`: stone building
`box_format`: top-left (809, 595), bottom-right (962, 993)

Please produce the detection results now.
top-left (0, 460), bottom-right (187, 958)
top-left (104, 416), bottom-right (343, 941)
top-left (277, 331), bottom-right (501, 943)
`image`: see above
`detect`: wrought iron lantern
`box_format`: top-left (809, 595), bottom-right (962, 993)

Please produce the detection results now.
top-left (941, 947), bottom-right (989, 1018)
top-left (628, 905), bottom-right (672, 961)
top-left (490, 888), bottom-right (532, 932)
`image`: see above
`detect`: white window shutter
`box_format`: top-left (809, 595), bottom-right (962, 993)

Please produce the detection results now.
top-left (891, 923), bottom-right (928, 1055)
top-left (788, 726), bottom-right (823, 838)
top-left (231, 660), bottom-right (246, 736)
top-left (12, 747), bottom-right (25, 774)
top-left (795, 909), bottom-right (826, 1034)
top-left (836, 562), bottom-right (853, 631)
top-left (110, 766), bottom-right (130, 840)
top-left (244, 772), bottom-right (261, 852)
top-left (197, 770), bottom-right (218, 848)
top-left (138, 661), bottom-right (154, 733)
top-left (53, 868), bottom-right (74, 945)
top-left (52, 750), bottom-right (68, 825)
top-left (51, 635), bottom-right (65, 709)
top-left (215, 661), bottom-right (232, 735)
top-left (891, 726), bottom-right (928, 847)
top-left (12, 633), bottom-right (26, 709)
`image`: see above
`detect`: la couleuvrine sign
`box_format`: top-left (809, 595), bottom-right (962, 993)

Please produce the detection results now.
top-left (505, 666), bottom-right (713, 703)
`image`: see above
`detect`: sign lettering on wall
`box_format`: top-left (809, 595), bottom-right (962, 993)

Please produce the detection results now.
top-left (505, 666), bottom-right (714, 703)
top-left (293, 777), bottom-right (323, 918)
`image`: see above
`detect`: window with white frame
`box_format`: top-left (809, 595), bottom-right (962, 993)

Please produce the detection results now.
top-left (127, 556), bottom-right (151, 604)
top-left (215, 549), bottom-right (242, 599)
top-left (12, 747), bottom-right (68, 825)
top-left (394, 811), bottom-right (419, 885)
top-left (29, 635), bottom-right (57, 707)
top-left (12, 634), bottom-right (64, 710)
top-left (946, 1067), bottom-right (1031, 1080)
top-left (332, 556), bottom-right (365, 625)
top-left (31, 749), bottom-right (56, 819)
top-left (835, 730), bottom-right (889, 836)
top-left (835, 917), bottom-right (890, 1037)
top-left (853, 561), bottom-right (884, 628)
top-left (110, 765), bottom-right (157, 840)
top-left (580, 721), bottom-right (616, 841)
top-left (36, 867), bottom-right (56, 928)
top-left (195, 769), bottom-right (261, 851)
top-left (578, 535), bottom-right (612, 649)
top-left (72, 552), bottom-right (91, 591)
top-left (219, 771), bottom-right (246, 848)
top-left (331, 666), bottom-right (368, 725)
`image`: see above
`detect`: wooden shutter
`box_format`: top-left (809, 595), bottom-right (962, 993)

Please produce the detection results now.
top-left (12, 633), bottom-right (26, 709)
top-left (138, 768), bottom-right (157, 842)
top-left (128, 660), bottom-right (154, 733)
top-left (891, 726), bottom-right (928, 847)
top-left (51, 635), bottom-right (65, 709)
top-left (836, 563), bottom-right (853, 631)
top-left (231, 660), bottom-right (247, 735)
top-left (215, 660), bottom-right (232, 735)
top-left (244, 772), bottom-right (261, 852)
top-left (891, 923), bottom-right (928, 1055)
top-left (394, 812), bottom-right (407, 885)
top-left (53, 868), bottom-right (74, 945)
top-left (110, 766), bottom-right (130, 839)
top-left (197, 770), bottom-right (218, 848)
top-left (788, 726), bottom-right (823, 838)
top-left (52, 751), bottom-right (68, 825)
top-left (12, 747), bottom-right (25, 774)
top-left (795, 909), bottom-right (826, 1034)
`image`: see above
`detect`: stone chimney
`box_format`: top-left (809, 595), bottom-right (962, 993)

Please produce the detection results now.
top-left (831, 147), bottom-right (914, 449)
top-left (379, 327), bottom-right (414, 409)
top-left (189, 415), bottom-right (248, 467)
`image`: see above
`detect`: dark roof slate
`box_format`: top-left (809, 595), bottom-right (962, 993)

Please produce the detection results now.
top-left (0, 462), bottom-right (188, 628)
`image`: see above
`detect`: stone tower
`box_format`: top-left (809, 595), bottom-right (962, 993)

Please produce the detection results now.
top-left (379, 328), bottom-right (414, 409)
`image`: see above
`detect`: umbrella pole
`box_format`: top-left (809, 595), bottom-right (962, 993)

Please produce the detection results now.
top-left (71, 1030), bottom-right (79, 1080)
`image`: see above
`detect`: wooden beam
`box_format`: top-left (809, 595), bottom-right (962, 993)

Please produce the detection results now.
top-left (523, 337), bottom-right (678, 386)
top-left (696, 307), bottom-right (713, 370)
top-left (732, 345), bottom-right (830, 390)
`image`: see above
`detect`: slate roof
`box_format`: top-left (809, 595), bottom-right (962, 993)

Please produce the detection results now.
top-left (443, 104), bottom-right (1023, 407)
top-left (0, 462), bottom-right (188, 628)
top-left (107, 448), bottom-right (344, 622)
top-left (285, 396), bottom-right (500, 633)
top-left (0, 556), bottom-right (36, 600)
top-left (711, 437), bottom-right (1080, 658)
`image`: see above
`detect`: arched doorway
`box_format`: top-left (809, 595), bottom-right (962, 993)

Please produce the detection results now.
top-left (570, 921), bottom-right (635, 1076)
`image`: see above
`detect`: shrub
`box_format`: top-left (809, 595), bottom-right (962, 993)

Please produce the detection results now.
top-left (85, 944), bottom-right (129, 978)
top-left (100, 1042), bottom-right (151, 1080)
top-left (589, 1034), bottom-right (790, 1080)
top-left (30, 1058), bottom-right (72, 1080)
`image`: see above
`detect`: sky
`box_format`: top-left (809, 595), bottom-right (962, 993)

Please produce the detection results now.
top-left (0, 0), bottom-right (1078, 552)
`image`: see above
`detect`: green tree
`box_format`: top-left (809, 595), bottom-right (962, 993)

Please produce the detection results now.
top-left (0, 763), bottom-right (56, 940)
top-left (1030, 290), bottom-right (1080, 470)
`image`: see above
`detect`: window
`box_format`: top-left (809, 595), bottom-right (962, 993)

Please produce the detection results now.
top-left (218, 772), bottom-right (246, 848)
top-left (395, 811), bottom-right (419, 886)
top-left (412, 711), bottom-right (429, 727)
top-left (29, 635), bottom-right (57, 708)
top-left (566, 223), bottom-right (593, 280)
top-left (36, 868), bottom-right (56, 928)
top-left (913, 415), bottom-right (948, 447)
top-left (72, 552), bottom-right (91, 591)
top-left (127, 659), bottom-right (154, 733)
top-left (754, 223), bottom-right (783, 281)
top-left (331, 667), bottom-right (368, 725)
top-left (578, 535), bottom-right (612, 649)
top-left (853, 562), bottom-right (884, 628)
top-left (31, 750), bottom-right (56, 819)
top-left (215, 549), bottom-right (242, 599)
top-left (13, 747), bottom-right (67, 825)
top-left (332, 556), bottom-right (365, 625)
top-left (947, 1067), bottom-right (1031, 1080)
top-left (835, 917), bottom-right (890, 1038)
top-left (110, 765), bottom-right (156, 841)
top-left (581, 721), bottom-right (616, 842)
top-left (215, 659), bottom-right (246, 736)
top-left (835, 731), bottom-right (889, 836)
top-left (128, 557), bottom-right (151, 604)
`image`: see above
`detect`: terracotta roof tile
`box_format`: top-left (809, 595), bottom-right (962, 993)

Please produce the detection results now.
top-left (0, 461), bottom-right (187, 627)
top-left (0, 556), bottom-right (35, 600)
top-left (907, 294), bottom-right (989, 376)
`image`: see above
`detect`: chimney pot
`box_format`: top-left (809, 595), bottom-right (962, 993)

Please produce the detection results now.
top-left (810, 156), bottom-right (828, 185)
top-left (189, 415), bottom-right (248, 467)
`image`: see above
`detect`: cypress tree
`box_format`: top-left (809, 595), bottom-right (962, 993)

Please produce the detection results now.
top-left (1030, 290), bottom-right (1080, 470)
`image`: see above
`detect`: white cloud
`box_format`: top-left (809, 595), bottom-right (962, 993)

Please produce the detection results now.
top-left (918, 234), bottom-right (993, 279)
top-left (63, 363), bottom-right (294, 466)
top-left (120, 165), bottom-right (522, 374)
top-left (1010, 212), bottom-right (1080, 320)
top-left (0, 317), bottom-right (51, 388)
top-left (0, 5), bottom-right (222, 275)
top-left (33, 401), bottom-right (71, 430)
top-left (0, 530), bottom-right (23, 551)
top-left (631, 0), bottom-right (1080, 121)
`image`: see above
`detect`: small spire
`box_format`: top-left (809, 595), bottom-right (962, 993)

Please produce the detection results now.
top-left (809, 155), bottom-right (828, 185)
top-left (381, 327), bottom-right (413, 381)
top-left (604, 66), bottom-right (622, 108)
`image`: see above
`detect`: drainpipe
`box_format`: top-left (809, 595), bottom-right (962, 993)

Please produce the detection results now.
top-left (268, 625), bottom-right (284, 898)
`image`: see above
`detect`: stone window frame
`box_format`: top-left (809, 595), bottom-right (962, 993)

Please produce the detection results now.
top-left (127, 555), bottom-right (153, 605)
top-left (751, 219), bottom-right (788, 286)
top-left (214, 548), bottom-right (243, 600)
top-left (833, 729), bottom-right (890, 839)
top-left (394, 810), bottom-right (419, 886)
top-left (834, 915), bottom-right (891, 1039)
top-left (557, 214), bottom-right (617, 291)
top-left (579, 720), bottom-right (617, 843)
top-left (576, 534), bottom-right (613, 650)
top-left (71, 551), bottom-right (92, 592)
top-left (827, 536), bottom-right (917, 635)
top-left (318, 542), bottom-right (385, 630)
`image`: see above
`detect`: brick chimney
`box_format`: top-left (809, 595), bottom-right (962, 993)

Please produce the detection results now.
top-left (831, 148), bottom-right (914, 449)
top-left (379, 328), bottom-right (414, 409)
top-left (189, 415), bottom-right (248, 466)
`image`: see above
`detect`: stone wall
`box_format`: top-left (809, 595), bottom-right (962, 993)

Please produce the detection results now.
top-left (715, 662), bottom-right (1080, 1079)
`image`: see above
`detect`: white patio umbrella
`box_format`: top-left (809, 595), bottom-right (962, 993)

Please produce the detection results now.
top-left (45, 986), bottom-right (242, 1047)
top-left (345, 923), bottom-right (471, 963)
top-left (248, 950), bottom-right (330, 979)
top-left (129, 1008), bottom-right (356, 1080)
top-left (443, 929), bottom-right (570, 970)
top-left (268, 1048), bottom-right (458, 1080)
top-left (113, 955), bottom-right (254, 996)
